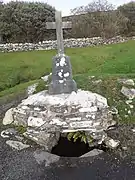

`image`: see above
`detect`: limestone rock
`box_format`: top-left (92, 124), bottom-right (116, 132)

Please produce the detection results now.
top-left (28, 117), bottom-right (45, 127)
top-left (33, 150), bottom-right (60, 166)
top-left (80, 149), bottom-right (103, 158)
top-left (41, 73), bottom-right (52, 82)
top-left (3, 108), bottom-right (14, 125)
top-left (27, 83), bottom-right (38, 96)
top-left (121, 86), bottom-right (135, 99)
top-left (1, 128), bottom-right (17, 138)
top-left (118, 79), bottom-right (134, 86)
top-left (104, 138), bottom-right (120, 149)
top-left (4, 89), bottom-right (115, 150)
top-left (6, 140), bottom-right (30, 150)
top-left (23, 129), bottom-right (60, 151)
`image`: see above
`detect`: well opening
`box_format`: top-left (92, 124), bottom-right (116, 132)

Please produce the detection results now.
top-left (51, 136), bottom-right (91, 157)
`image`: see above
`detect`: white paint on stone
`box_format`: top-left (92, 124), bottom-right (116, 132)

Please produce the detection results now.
top-left (56, 63), bottom-right (59, 67)
top-left (3, 108), bottom-right (14, 125)
top-left (93, 122), bottom-right (101, 126)
top-left (92, 115), bottom-right (96, 119)
top-left (60, 57), bottom-right (66, 67)
top-left (64, 72), bottom-right (69, 77)
top-left (50, 118), bottom-right (67, 126)
top-left (70, 121), bottom-right (93, 128)
top-left (79, 106), bottom-right (97, 113)
top-left (34, 107), bottom-right (41, 111)
top-left (58, 72), bottom-right (63, 78)
top-left (62, 128), bottom-right (103, 133)
top-left (6, 140), bottom-right (30, 150)
top-left (28, 117), bottom-right (45, 127)
top-left (59, 80), bottom-right (64, 83)
top-left (69, 117), bottom-right (81, 121)
top-left (21, 106), bottom-right (29, 110)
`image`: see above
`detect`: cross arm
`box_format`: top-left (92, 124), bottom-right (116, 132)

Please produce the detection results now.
top-left (46, 21), bottom-right (72, 29)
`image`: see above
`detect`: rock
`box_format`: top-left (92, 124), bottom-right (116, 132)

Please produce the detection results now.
top-left (28, 117), bottom-right (45, 127)
top-left (6, 140), bottom-right (30, 150)
top-left (23, 129), bottom-right (60, 151)
top-left (121, 86), bottom-right (135, 99)
top-left (41, 73), bottom-right (52, 82)
top-left (104, 138), bottom-right (120, 149)
top-left (3, 108), bottom-right (14, 125)
top-left (122, 146), bottom-right (128, 151)
top-left (92, 79), bottom-right (102, 84)
top-left (0, 36), bottom-right (133, 53)
top-left (80, 149), bottom-right (103, 158)
top-left (118, 79), bottom-right (135, 86)
top-left (5, 89), bottom-right (115, 150)
top-left (131, 128), bottom-right (135, 133)
top-left (1, 128), bottom-right (17, 138)
top-left (110, 107), bottom-right (118, 115)
top-left (27, 83), bottom-right (38, 96)
top-left (125, 100), bottom-right (133, 104)
top-left (33, 150), bottom-right (60, 166)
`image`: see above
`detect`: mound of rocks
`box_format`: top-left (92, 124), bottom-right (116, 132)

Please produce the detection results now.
top-left (3, 89), bottom-right (117, 152)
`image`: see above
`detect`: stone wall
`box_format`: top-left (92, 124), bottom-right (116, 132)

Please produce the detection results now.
top-left (0, 36), bottom-right (135, 53)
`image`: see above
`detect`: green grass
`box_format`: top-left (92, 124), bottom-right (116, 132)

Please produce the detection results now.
top-left (0, 40), bottom-right (135, 92)
top-left (0, 40), bottom-right (135, 124)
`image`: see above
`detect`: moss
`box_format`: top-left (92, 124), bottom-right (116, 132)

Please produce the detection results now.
top-left (35, 80), bottom-right (48, 93)
top-left (15, 125), bottom-right (27, 134)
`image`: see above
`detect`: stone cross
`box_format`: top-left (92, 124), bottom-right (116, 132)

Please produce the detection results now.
top-left (46, 11), bottom-right (77, 95)
top-left (46, 11), bottom-right (72, 55)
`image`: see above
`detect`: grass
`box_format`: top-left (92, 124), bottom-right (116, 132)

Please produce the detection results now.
top-left (0, 40), bottom-right (135, 123)
top-left (0, 40), bottom-right (135, 92)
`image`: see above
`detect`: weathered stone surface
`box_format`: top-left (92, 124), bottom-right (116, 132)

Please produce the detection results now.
top-left (33, 150), bottom-right (60, 166)
top-left (1, 128), bottom-right (17, 138)
top-left (49, 54), bottom-right (77, 94)
top-left (3, 108), bottom-right (14, 125)
top-left (23, 129), bottom-right (60, 151)
top-left (121, 86), bottom-right (135, 99)
top-left (2, 89), bottom-right (115, 149)
top-left (118, 78), bottom-right (135, 86)
top-left (27, 83), bottom-right (38, 96)
top-left (104, 138), bottom-right (120, 149)
top-left (6, 140), bottom-right (30, 150)
top-left (41, 73), bottom-right (52, 82)
top-left (80, 149), bottom-right (103, 158)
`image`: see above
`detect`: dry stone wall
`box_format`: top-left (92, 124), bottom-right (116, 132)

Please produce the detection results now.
top-left (0, 36), bottom-right (135, 53)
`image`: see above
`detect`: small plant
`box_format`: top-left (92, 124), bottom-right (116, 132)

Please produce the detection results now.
top-left (15, 125), bottom-right (27, 134)
top-left (35, 80), bottom-right (47, 93)
top-left (67, 131), bottom-right (93, 144)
